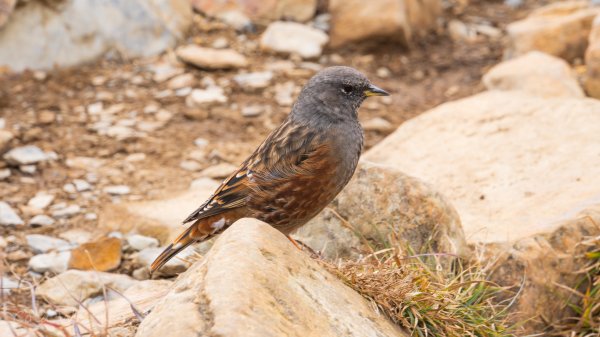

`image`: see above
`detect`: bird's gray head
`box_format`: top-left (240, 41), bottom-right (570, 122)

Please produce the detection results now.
top-left (292, 66), bottom-right (389, 123)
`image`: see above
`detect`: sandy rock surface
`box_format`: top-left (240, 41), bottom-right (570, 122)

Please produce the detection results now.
top-left (136, 218), bottom-right (409, 337)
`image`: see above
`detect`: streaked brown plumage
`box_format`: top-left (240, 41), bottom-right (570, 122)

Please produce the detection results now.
top-left (151, 66), bottom-right (389, 273)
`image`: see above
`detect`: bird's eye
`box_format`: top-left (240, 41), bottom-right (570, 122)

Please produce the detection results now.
top-left (341, 85), bottom-right (353, 95)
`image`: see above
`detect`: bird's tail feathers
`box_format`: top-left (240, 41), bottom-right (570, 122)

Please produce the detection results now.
top-left (149, 211), bottom-right (245, 274)
top-left (150, 222), bottom-right (206, 274)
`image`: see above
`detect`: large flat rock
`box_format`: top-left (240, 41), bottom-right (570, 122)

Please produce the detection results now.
top-left (365, 90), bottom-right (600, 244)
top-left (136, 218), bottom-right (409, 337)
top-left (364, 89), bottom-right (600, 330)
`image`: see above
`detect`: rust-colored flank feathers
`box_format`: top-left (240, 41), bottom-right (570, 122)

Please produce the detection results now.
top-left (151, 66), bottom-right (389, 273)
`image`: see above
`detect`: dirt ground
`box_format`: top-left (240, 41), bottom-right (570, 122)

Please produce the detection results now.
top-left (0, 0), bottom-right (545, 309)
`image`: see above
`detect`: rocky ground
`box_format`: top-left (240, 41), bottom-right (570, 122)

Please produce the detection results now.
top-left (2, 0), bottom-right (600, 336)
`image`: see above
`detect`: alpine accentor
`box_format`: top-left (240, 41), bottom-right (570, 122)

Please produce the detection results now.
top-left (151, 66), bottom-right (389, 272)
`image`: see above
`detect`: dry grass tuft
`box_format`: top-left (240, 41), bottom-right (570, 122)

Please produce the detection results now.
top-left (326, 253), bottom-right (515, 337)
top-left (1, 278), bottom-right (68, 337)
top-left (319, 218), bottom-right (518, 337)
top-left (553, 235), bottom-right (600, 336)
top-left (0, 269), bottom-right (144, 337)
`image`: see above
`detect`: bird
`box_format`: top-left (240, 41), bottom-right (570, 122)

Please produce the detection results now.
top-left (150, 66), bottom-right (389, 273)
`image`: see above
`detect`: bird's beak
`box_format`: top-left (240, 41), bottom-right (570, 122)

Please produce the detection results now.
top-left (364, 84), bottom-right (390, 97)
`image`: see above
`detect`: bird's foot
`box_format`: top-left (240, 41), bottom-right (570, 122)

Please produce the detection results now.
top-left (286, 235), bottom-right (322, 259)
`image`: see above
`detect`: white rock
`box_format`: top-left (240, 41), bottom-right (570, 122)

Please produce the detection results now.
top-left (69, 279), bottom-right (172, 334)
top-left (151, 62), bottom-right (185, 82)
top-left (156, 109), bottom-right (173, 123)
top-left (483, 51), bottom-right (584, 98)
top-left (108, 231), bottom-right (123, 240)
top-left (313, 13), bottom-right (331, 31)
top-left (59, 229), bottom-right (93, 245)
top-left (241, 105), bottom-right (267, 117)
top-left (26, 234), bottom-right (71, 253)
top-left (63, 183), bottom-right (76, 194)
top-left (448, 19), bottom-right (478, 42)
top-left (0, 201), bottom-right (23, 226)
top-left (0, 0), bottom-right (192, 71)
top-left (19, 164), bottom-right (36, 174)
top-left (176, 45), bottom-right (248, 69)
top-left (173, 87), bottom-right (191, 97)
top-left (167, 73), bottom-right (195, 90)
top-left (200, 163), bottom-right (238, 179)
top-left (0, 130), bottom-right (13, 150)
top-left (194, 138), bottom-right (208, 149)
top-left (233, 71), bottom-right (273, 90)
top-left (51, 204), bottom-right (81, 218)
top-left (362, 117), bottom-right (394, 132)
top-left (505, 0), bottom-right (523, 7)
top-left (27, 192), bottom-right (54, 210)
top-left (143, 104), bottom-right (159, 114)
top-left (137, 121), bottom-right (163, 133)
top-left (126, 153), bottom-right (146, 162)
top-left (274, 81), bottom-right (297, 106)
top-left (186, 87), bottom-right (228, 108)
top-left (376, 67), bottom-right (391, 78)
top-left (180, 160), bottom-right (202, 171)
top-left (28, 251), bottom-right (71, 274)
top-left (201, 76), bottom-right (217, 88)
top-left (260, 21), bottom-right (329, 59)
top-left (1, 277), bottom-right (18, 295)
top-left (472, 23), bottom-right (502, 39)
top-left (211, 37), bottom-right (229, 49)
top-left (73, 179), bottom-right (92, 192)
top-left (37, 270), bottom-right (137, 306)
top-left (0, 168), bottom-right (10, 180)
top-left (103, 185), bottom-right (131, 195)
top-left (87, 102), bottom-right (104, 115)
top-left (29, 214), bottom-right (55, 227)
top-left (126, 234), bottom-right (160, 251)
top-left (216, 10), bottom-right (253, 31)
top-left (105, 125), bottom-right (138, 140)
top-left (65, 156), bottom-right (104, 170)
top-left (3, 145), bottom-right (47, 165)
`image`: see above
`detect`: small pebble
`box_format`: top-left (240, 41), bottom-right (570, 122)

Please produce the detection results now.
top-left (29, 214), bottom-right (55, 227)
top-left (103, 185), bottom-right (131, 195)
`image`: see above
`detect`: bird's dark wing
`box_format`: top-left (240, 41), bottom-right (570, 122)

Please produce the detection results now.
top-left (242, 123), bottom-right (342, 231)
top-left (181, 119), bottom-right (320, 224)
top-left (181, 162), bottom-right (252, 224)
